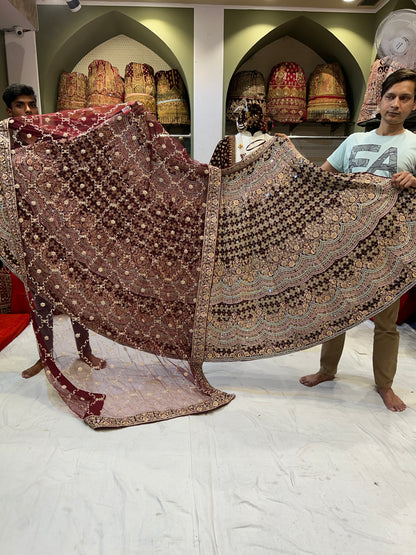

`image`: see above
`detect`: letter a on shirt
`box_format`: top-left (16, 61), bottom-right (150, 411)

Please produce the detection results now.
top-left (348, 144), bottom-right (398, 175)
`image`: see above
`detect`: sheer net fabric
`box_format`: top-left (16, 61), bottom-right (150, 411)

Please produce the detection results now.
top-left (0, 103), bottom-right (233, 428)
top-left (1, 103), bottom-right (416, 428)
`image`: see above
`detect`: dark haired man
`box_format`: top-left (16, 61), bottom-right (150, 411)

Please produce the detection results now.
top-left (2, 84), bottom-right (106, 378)
top-left (300, 68), bottom-right (416, 412)
top-left (3, 83), bottom-right (38, 118)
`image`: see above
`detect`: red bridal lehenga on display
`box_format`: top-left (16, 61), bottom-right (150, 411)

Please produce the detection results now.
top-left (1, 102), bottom-right (416, 429)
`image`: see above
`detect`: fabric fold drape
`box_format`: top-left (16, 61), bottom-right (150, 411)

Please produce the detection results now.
top-left (205, 136), bottom-right (416, 360)
top-left (1, 102), bottom-right (416, 428)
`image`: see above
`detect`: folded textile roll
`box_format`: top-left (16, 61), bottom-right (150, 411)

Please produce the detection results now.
top-left (124, 62), bottom-right (156, 114)
top-left (56, 71), bottom-right (88, 111)
top-left (306, 62), bottom-right (350, 122)
top-left (155, 69), bottom-right (190, 125)
top-left (87, 59), bottom-right (124, 107)
top-left (267, 62), bottom-right (307, 123)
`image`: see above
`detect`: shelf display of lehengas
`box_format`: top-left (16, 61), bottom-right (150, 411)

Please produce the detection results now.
top-left (226, 70), bottom-right (266, 122)
top-left (57, 61), bottom-right (191, 153)
top-left (155, 68), bottom-right (191, 152)
top-left (224, 60), bottom-right (352, 164)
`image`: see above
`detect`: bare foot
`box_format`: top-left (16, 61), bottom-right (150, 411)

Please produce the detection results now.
top-left (377, 387), bottom-right (406, 412)
top-left (80, 353), bottom-right (107, 370)
top-left (299, 371), bottom-right (335, 387)
top-left (22, 359), bottom-right (43, 379)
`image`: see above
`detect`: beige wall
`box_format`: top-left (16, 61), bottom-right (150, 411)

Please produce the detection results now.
top-left (0, 33), bottom-right (8, 119)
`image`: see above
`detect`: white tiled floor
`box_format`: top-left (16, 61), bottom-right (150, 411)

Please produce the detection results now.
top-left (0, 320), bottom-right (415, 555)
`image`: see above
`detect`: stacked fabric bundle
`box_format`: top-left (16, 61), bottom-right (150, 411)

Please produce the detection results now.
top-left (155, 69), bottom-right (190, 125)
top-left (86, 59), bottom-right (124, 107)
top-left (267, 62), bottom-right (307, 123)
top-left (306, 62), bottom-right (349, 122)
top-left (124, 62), bottom-right (156, 115)
top-left (57, 61), bottom-right (191, 125)
top-left (226, 70), bottom-right (266, 123)
top-left (56, 71), bottom-right (88, 111)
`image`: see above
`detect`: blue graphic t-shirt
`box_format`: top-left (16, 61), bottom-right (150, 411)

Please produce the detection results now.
top-left (327, 129), bottom-right (416, 177)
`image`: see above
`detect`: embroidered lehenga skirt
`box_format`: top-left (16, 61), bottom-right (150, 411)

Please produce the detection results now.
top-left (56, 71), bottom-right (88, 112)
top-left (86, 59), bottom-right (124, 108)
top-left (1, 103), bottom-right (416, 428)
top-left (124, 62), bottom-right (156, 115)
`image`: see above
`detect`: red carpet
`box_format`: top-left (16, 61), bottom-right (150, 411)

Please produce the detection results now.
top-left (0, 313), bottom-right (30, 351)
top-left (0, 270), bottom-right (30, 350)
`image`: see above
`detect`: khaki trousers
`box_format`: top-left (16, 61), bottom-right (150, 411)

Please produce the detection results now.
top-left (319, 299), bottom-right (400, 389)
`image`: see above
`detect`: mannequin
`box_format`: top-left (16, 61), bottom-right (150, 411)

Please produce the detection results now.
top-left (210, 102), bottom-right (272, 168)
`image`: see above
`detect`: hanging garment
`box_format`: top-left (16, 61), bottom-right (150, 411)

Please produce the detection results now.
top-left (306, 62), bottom-right (350, 122)
top-left (2, 102), bottom-right (416, 428)
top-left (155, 69), bottom-right (190, 125)
top-left (86, 59), bottom-right (124, 107)
top-left (226, 70), bottom-right (267, 123)
top-left (267, 62), bottom-right (307, 123)
top-left (357, 57), bottom-right (405, 124)
top-left (56, 71), bottom-right (88, 111)
top-left (124, 62), bottom-right (156, 115)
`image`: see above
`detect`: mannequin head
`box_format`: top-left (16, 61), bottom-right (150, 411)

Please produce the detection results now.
top-left (235, 101), bottom-right (264, 134)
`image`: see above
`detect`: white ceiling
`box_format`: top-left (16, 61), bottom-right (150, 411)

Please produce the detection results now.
top-left (36, 0), bottom-right (390, 12)
top-left (0, 0), bottom-right (37, 30)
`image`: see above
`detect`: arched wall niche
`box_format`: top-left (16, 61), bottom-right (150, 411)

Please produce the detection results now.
top-left (238, 36), bottom-right (325, 84)
top-left (224, 12), bottom-right (376, 125)
top-left (36, 6), bottom-right (193, 115)
top-left (228, 16), bottom-right (366, 124)
top-left (72, 35), bottom-right (171, 78)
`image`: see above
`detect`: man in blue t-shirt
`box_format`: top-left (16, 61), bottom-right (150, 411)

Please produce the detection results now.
top-left (300, 68), bottom-right (416, 412)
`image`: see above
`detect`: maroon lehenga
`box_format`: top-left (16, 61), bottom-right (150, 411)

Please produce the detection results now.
top-left (1, 102), bottom-right (416, 428)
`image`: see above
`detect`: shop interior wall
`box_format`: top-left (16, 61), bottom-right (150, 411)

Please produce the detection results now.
top-left (35, 5), bottom-right (194, 116)
top-left (223, 10), bottom-right (376, 129)
top-left (376, 0), bottom-right (416, 24)
top-left (2, 0), bottom-right (416, 152)
top-left (224, 0), bottom-right (416, 125)
top-left (0, 34), bottom-right (8, 120)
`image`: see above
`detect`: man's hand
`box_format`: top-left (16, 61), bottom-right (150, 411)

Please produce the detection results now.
top-left (391, 171), bottom-right (416, 190)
